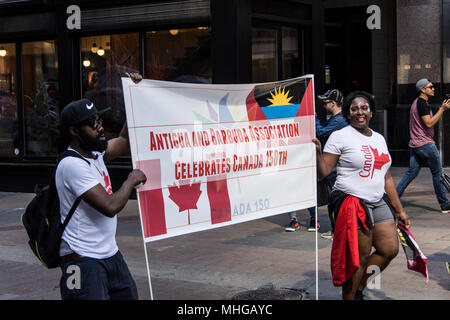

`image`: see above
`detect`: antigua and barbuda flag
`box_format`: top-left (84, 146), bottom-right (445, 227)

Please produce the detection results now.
top-left (245, 77), bottom-right (314, 122)
top-left (397, 223), bottom-right (429, 282)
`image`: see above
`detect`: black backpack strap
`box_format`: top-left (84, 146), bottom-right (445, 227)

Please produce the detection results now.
top-left (62, 196), bottom-right (83, 229)
top-left (57, 150), bottom-right (90, 166)
top-left (57, 149), bottom-right (91, 229)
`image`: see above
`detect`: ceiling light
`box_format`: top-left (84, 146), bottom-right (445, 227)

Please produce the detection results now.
top-left (97, 47), bottom-right (105, 56)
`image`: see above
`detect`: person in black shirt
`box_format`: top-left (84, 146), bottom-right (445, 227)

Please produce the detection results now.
top-left (396, 78), bottom-right (450, 213)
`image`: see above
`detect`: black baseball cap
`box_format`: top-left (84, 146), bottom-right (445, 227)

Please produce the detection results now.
top-left (60, 99), bottom-right (110, 127)
top-left (317, 89), bottom-right (344, 104)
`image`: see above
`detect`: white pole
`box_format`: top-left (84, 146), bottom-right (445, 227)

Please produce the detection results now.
top-left (315, 205), bottom-right (318, 301)
top-left (136, 191), bottom-right (154, 300)
top-left (142, 240), bottom-right (154, 300)
top-left (310, 74), bottom-right (319, 301)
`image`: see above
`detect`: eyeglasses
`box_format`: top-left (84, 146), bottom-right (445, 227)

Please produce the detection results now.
top-left (82, 118), bottom-right (103, 130)
top-left (425, 85), bottom-right (435, 90)
top-left (350, 104), bottom-right (370, 113)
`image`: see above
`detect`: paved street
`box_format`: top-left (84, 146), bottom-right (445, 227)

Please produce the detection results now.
top-left (0, 167), bottom-right (449, 300)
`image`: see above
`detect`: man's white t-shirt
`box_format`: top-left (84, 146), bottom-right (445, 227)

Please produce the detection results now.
top-left (55, 148), bottom-right (118, 259)
top-left (324, 125), bottom-right (392, 203)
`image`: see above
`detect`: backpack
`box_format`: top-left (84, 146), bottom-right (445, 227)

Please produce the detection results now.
top-left (21, 150), bottom-right (90, 269)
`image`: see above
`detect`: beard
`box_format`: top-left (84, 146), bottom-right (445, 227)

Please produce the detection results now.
top-left (78, 130), bottom-right (108, 153)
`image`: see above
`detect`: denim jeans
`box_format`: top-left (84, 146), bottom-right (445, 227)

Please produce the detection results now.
top-left (60, 250), bottom-right (138, 300)
top-left (396, 142), bottom-right (449, 209)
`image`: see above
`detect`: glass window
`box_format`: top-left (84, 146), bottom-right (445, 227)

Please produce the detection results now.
top-left (144, 27), bottom-right (212, 83)
top-left (281, 27), bottom-right (300, 80)
top-left (22, 40), bottom-right (59, 156)
top-left (81, 33), bottom-right (139, 141)
top-left (0, 43), bottom-right (18, 156)
top-left (252, 28), bottom-right (278, 82)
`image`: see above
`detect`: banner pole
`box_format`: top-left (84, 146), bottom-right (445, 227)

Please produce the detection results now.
top-left (142, 239), bottom-right (154, 300)
top-left (315, 205), bottom-right (318, 301)
top-left (136, 191), bottom-right (154, 300)
top-left (310, 74), bottom-right (318, 301)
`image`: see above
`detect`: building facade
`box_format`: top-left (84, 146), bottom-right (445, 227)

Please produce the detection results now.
top-left (0, 0), bottom-right (449, 192)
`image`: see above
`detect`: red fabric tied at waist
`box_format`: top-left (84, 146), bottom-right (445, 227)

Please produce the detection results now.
top-left (330, 195), bottom-right (368, 286)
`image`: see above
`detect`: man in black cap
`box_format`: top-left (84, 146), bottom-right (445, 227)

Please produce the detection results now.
top-left (285, 89), bottom-right (348, 235)
top-left (56, 73), bottom-right (147, 300)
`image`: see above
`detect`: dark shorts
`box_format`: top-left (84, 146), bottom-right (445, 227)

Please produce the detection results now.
top-left (60, 250), bottom-right (138, 300)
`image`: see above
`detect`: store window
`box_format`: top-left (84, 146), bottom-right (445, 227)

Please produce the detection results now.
top-left (22, 40), bottom-right (59, 156)
top-left (281, 27), bottom-right (300, 80)
top-left (144, 27), bottom-right (212, 83)
top-left (81, 33), bottom-right (140, 141)
top-left (252, 28), bottom-right (278, 82)
top-left (0, 43), bottom-right (18, 156)
top-left (252, 26), bottom-right (302, 83)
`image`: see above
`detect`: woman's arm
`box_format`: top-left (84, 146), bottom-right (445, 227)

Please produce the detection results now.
top-left (385, 169), bottom-right (411, 228)
top-left (312, 138), bottom-right (339, 180)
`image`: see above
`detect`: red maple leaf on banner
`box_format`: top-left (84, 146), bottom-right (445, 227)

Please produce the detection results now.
top-left (168, 179), bottom-right (202, 225)
top-left (370, 146), bottom-right (391, 178)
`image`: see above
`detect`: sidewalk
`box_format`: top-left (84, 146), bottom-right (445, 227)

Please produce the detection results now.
top-left (0, 167), bottom-right (449, 300)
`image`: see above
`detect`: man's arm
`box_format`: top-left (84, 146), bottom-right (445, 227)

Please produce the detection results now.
top-left (104, 73), bottom-right (143, 162)
top-left (315, 116), bottom-right (346, 141)
top-left (104, 123), bottom-right (129, 162)
top-left (421, 99), bottom-right (450, 128)
top-left (81, 169), bottom-right (146, 218)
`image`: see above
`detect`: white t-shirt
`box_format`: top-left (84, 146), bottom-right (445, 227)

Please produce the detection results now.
top-left (324, 125), bottom-right (392, 203)
top-left (55, 148), bottom-right (118, 259)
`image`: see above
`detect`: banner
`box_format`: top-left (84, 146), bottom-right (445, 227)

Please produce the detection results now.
top-left (122, 75), bottom-right (316, 242)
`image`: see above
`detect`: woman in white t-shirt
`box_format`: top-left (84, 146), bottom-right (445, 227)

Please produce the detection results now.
top-left (313, 91), bottom-right (411, 300)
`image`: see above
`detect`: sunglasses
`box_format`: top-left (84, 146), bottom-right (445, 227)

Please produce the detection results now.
top-left (425, 85), bottom-right (435, 90)
top-left (81, 118), bottom-right (103, 130)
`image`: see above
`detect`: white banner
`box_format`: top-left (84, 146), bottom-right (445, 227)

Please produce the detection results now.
top-left (122, 75), bottom-right (316, 242)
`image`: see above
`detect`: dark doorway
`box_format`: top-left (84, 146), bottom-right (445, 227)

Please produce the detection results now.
top-left (324, 6), bottom-right (372, 95)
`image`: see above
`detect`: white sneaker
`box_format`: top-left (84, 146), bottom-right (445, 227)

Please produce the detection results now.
top-left (441, 206), bottom-right (450, 213)
top-left (320, 231), bottom-right (333, 240)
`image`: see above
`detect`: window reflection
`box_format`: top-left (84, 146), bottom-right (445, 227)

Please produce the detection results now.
top-left (252, 27), bottom-right (302, 83)
top-left (144, 27), bottom-right (211, 83)
top-left (252, 28), bottom-right (278, 82)
top-left (281, 27), bottom-right (300, 80)
top-left (0, 43), bottom-right (18, 156)
top-left (81, 33), bottom-right (139, 141)
top-left (23, 40), bottom-right (59, 156)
